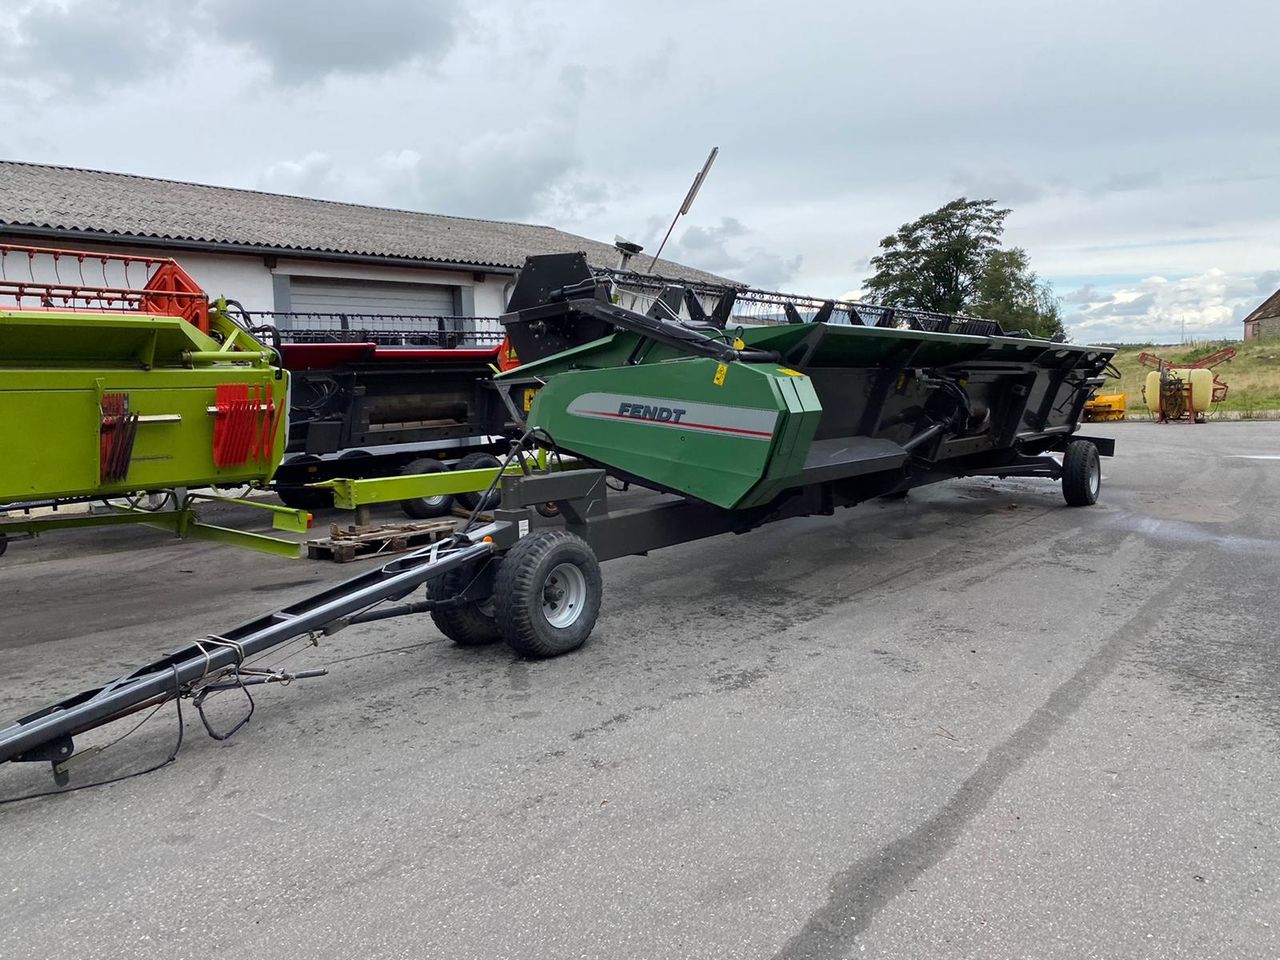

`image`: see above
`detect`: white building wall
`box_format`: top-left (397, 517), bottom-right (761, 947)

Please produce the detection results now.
top-left (0, 236), bottom-right (276, 312)
top-left (173, 250), bottom-right (275, 311)
top-left (0, 235), bottom-right (515, 316)
top-left (474, 278), bottom-right (512, 316)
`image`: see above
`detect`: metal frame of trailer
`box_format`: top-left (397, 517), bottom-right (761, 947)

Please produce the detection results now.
top-left (0, 491), bottom-right (312, 560)
top-left (0, 254), bottom-right (1117, 790)
top-left (0, 433), bottom-right (1111, 788)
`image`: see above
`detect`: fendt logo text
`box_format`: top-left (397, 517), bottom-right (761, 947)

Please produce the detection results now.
top-left (617, 402), bottom-right (687, 424)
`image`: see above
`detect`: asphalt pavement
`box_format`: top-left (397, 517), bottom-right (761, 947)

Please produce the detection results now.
top-left (2, 421), bottom-right (1278, 959)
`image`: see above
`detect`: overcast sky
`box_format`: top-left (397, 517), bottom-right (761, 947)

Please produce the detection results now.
top-left (1, 0), bottom-right (1277, 342)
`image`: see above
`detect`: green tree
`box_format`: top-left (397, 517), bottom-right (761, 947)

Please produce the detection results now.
top-left (972, 248), bottom-right (1065, 340)
top-left (863, 196), bottom-right (1065, 339)
top-left (864, 198), bottom-right (1009, 313)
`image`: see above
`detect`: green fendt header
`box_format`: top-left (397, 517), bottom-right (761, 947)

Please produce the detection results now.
top-left (500, 253), bottom-right (1114, 512)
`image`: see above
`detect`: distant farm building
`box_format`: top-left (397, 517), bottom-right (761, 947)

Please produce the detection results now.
top-left (1243, 288), bottom-right (1280, 341)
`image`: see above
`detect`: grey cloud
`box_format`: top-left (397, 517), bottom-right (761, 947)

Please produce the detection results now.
top-left (733, 250), bottom-right (804, 290)
top-left (385, 67), bottom-right (586, 220)
top-left (948, 169), bottom-right (1045, 206)
top-left (1086, 171), bottom-right (1162, 197)
top-left (261, 134), bottom-right (574, 221)
top-left (948, 168), bottom-right (1172, 208)
top-left (1108, 292), bottom-right (1156, 315)
top-left (0, 0), bottom-right (460, 93)
top-left (0, 0), bottom-right (181, 92)
top-left (1062, 284), bottom-right (1107, 304)
top-left (1223, 274), bottom-right (1265, 299)
top-left (678, 218), bottom-right (749, 252)
top-left (538, 178), bottom-right (614, 225)
top-left (411, 131), bottom-right (577, 220)
top-left (259, 59), bottom-right (585, 220)
top-left (633, 216), bottom-right (668, 251)
top-left (204, 0), bottom-right (462, 85)
top-left (1075, 235), bottom-right (1243, 253)
top-left (1256, 270), bottom-right (1280, 294)
top-left (663, 218), bottom-right (802, 288)
top-left (260, 152), bottom-right (344, 198)
top-left (1076, 291), bottom-right (1155, 317)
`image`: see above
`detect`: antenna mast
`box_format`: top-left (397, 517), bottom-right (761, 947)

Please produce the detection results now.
top-left (646, 147), bottom-right (719, 274)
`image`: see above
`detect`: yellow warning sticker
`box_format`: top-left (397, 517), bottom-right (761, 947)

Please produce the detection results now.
top-left (522, 387), bottom-right (539, 412)
top-left (713, 363), bottom-right (729, 386)
top-left (776, 367), bottom-right (806, 377)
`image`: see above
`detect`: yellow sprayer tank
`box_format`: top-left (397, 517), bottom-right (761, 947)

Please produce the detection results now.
top-left (1145, 368), bottom-right (1214, 417)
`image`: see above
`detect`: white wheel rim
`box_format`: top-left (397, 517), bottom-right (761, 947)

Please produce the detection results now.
top-left (422, 494), bottom-right (448, 508)
top-left (1088, 456), bottom-right (1100, 496)
top-left (542, 562), bottom-right (586, 628)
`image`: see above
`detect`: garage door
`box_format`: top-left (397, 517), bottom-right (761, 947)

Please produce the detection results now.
top-left (287, 277), bottom-right (456, 318)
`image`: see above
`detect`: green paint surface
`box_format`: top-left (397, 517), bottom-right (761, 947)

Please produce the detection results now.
top-left (528, 357), bottom-right (821, 510)
top-left (0, 308), bottom-right (287, 502)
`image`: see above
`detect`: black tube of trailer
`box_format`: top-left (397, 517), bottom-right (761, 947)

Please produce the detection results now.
top-left (0, 535), bottom-right (499, 768)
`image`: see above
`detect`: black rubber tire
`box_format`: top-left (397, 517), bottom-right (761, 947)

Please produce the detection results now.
top-left (275, 455), bottom-right (335, 510)
top-left (494, 530), bottom-right (602, 658)
top-left (399, 458), bottom-right (454, 519)
top-left (1062, 439), bottom-right (1101, 507)
top-left (0, 536), bottom-right (7, 558)
top-left (276, 485), bottom-right (335, 510)
top-left (427, 563), bottom-right (501, 646)
top-left (454, 452), bottom-right (502, 511)
top-left (337, 449), bottom-right (374, 476)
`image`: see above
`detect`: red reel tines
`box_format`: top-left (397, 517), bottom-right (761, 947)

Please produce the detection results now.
top-left (212, 384), bottom-right (281, 468)
top-left (0, 243), bottom-right (210, 333)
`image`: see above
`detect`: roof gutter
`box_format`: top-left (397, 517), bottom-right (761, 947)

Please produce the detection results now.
top-left (0, 224), bottom-right (523, 276)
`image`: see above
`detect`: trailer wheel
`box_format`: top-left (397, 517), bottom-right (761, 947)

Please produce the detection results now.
top-left (494, 530), bottom-right (602, 658)
top-left (455, 452), bottom-right (502, 511)
top-left (427, 564), bottom-right (500, 646)
top-left (275, 455), bottom-right (335, 510)
top-left (1062, 439), bottom-right (1101, 507)
top-left (0, 536), bottom-right (7, 558)
top-left (276, 485), bottom-right (335, 510)
top-left (400, 458), bottom-right (453, 519)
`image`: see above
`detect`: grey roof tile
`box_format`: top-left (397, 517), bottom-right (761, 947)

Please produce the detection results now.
top-left (0, 161), bottom-right (734, 286)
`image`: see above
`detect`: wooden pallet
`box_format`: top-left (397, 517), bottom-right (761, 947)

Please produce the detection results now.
top-left (307, 518), bottom-right (458, 563)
